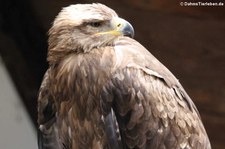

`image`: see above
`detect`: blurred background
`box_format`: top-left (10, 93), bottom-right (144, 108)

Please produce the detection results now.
top-left (0, 0), bottom-right (224, 148)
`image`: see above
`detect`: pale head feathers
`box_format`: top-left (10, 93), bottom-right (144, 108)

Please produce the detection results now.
top-left (47, 3), bottom-right (119, 64)
top-left (54, 3), bottom-right (118, 27)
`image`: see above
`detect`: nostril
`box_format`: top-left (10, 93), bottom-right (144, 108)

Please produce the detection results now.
top-left (117, 23), bottom-right (122, 28)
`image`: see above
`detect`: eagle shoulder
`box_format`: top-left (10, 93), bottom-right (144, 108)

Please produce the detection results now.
top-left (100, 37), bottom-right (211, 149)
top-left (101, 66), bottom-right (210, 149)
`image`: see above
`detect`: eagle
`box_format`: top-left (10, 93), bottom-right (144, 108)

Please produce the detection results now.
top-left (37, 3), bottom-right (211, 149)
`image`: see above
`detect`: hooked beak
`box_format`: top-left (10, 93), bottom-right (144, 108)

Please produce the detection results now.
top-left (95, 17), bottom-right (134, 38)
top-left (114, 18), bottom-right (134, 38)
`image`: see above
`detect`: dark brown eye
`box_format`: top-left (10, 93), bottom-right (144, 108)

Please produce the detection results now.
top-left (89, 22), bottom-right (102, 27)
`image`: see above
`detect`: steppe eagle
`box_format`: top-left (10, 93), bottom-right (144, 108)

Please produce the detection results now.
top-left (38, 3), bottom-right (211, 149)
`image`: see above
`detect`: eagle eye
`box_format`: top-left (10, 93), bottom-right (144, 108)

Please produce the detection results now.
top-left (88, 22), bottom-right (102, 28)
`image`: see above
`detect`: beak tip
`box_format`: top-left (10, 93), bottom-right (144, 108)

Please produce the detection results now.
top-left (116, 18), bottom-right (135, 38)
top-left (125, 28), bottom-right (134, 38)
top-left (122, 22), bottom-right (135, 38)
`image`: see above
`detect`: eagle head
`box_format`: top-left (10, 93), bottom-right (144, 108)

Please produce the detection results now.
top-left (47, 3), bottom-right (134, 64)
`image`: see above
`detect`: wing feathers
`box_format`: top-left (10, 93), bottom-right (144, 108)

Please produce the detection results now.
top-left (105, 109), bottom-right (123, 149)
top-left (101, 66), bottom-right (210, 149)
top-left (38, 69), bottom-right (62, 149)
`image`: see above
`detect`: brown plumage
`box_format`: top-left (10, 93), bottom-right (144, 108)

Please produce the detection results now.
top-left (37, 3), bottom-right (211, 149)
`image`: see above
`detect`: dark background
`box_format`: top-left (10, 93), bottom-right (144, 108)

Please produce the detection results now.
top-left (0, 0), bottom-right (224, 148)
